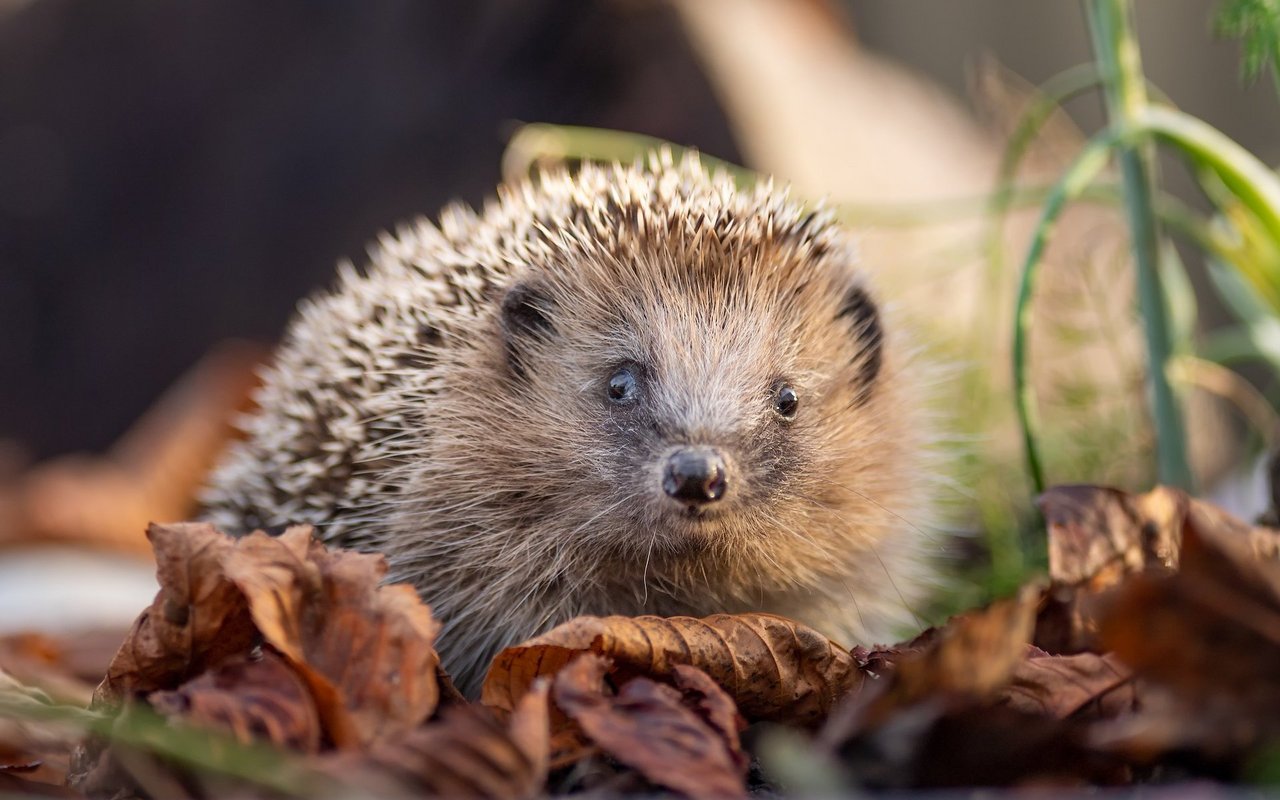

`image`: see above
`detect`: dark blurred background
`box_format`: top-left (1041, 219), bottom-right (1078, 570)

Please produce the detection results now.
top-left (0, 0), bottom-right (1275, 460)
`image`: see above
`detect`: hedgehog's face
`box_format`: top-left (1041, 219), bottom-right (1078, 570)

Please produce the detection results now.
top-left (480, 235), bottom-right (913, 585)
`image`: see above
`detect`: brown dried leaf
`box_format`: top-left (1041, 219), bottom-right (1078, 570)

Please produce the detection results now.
top-left (484, 613), bottom-right (857, 726)
top-left (0, 773), bottom-right (80, 798)
top-left (1099, 510), bottom-right (1280, 725)
top-left (1041, 485), bottom-right (1280, 589)
top-left (847, 704), bottom-right (1129, 788)
top-left (1035, 486), bottom-right (1280, 656)
top-left (221, 527), bottom-right (442, 748)
top-left (881, 585), bottom-right (1038, 707)
top-left (1032, 582), bottom-right (1099, 655)
top-left (553, 655), bottom-right (746, 800)
top-left (149, 650), bottom-right (322, 752)
top-left (1039, 485), bottom-right (1185, 588)
top-left (816, 588), bottom-right (1134, 788)
top-left (671, 664), bottom-right (748, 774)
top-left (1002, 649), bottom-right (1137, 722)
top-left (321, 680), bottom-right (551, 799)
top-left (92, 522), bottom-right (258, 710)
top-left (823, 584), bottom-right (1039, 741)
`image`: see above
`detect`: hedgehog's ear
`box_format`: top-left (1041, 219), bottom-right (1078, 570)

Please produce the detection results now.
top-left (835, 283), bottom-right (883, 404)
top-left (501, 282), bottom-right (556, 377)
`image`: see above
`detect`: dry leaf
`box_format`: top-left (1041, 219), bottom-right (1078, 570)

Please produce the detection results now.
top-left (221, 526), bottom-right (442, 748)
top-left (1035, 486), bottom-right (1280, 656)
top-left (1032, 582), bottom-right (1099, 655)
top-left (1040, 485), bottom-right (1280, 589)
top-left (846, 704), bottom-right (1128, 788)
top-left (321, 680), bottom-right (550, 799)
top-left (822, 584), bottom-right (1039, 743)
top-left (0, 773), bottom-right (80, 798)
top-left (149, 649), bottom-right (322, 752)
top-left (1002, 649), bottom-right (1136, 721)
top-left (484, 613), bottom-right (857, 726)
top-left (92, 522), bottom-right (258, 710)
top-left (73, 521), bottom-right (444, 793)
top-left (671, 664), bottom-right (748, 774)
top-left (1039, 485), bottom-right (1185, 588)
top-left (552, 655), bottom-right (746, 800)
top-left (817, 587), bottom-right (1131, 788)
top-left (1099, 513), bottom-right (1280, 727)
top-left (876, 585), bottom-right (1038, 712)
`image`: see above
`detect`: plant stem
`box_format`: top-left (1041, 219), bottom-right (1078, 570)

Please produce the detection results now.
top-left (1085, 0), bottom-right (1194, 490)
top-left (1013, 132), bottom-right (1119, 495)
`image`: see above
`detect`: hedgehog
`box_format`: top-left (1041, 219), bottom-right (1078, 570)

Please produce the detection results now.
top-left (202, 151), bottom-right (938, 694)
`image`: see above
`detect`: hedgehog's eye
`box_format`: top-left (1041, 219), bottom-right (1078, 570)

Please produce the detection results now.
top-left (773, 383), bottom-right (799, 420)
top-left (608, 367), bottom-right (639, 403)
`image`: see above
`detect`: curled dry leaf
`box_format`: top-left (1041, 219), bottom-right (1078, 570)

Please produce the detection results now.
top-left (823, 584), bottom-right (1039, 741)
top-left (880, 584), bottom-right (1039, 705)
top-left (242, 526), bottom-right (444, 745)
top-left (1040, 485), bottom-right (1186, 588)
top-left (816, 587), bottom-right (1132, 788)
top-left (1032, 583), bottom-right (1099, 656)
top-left (92, 522), bottom-right (258, 710)
top-left (671, 664), bottom-right (748, 773)
top-left (149, 650), bottom-right (322, 753)
top-left (1099, 511), bottom-right (1280, 730)
top-left (553, 655), bottom-right (746, 800)
top-left (484, 613), bottom-right (857, 726)
top-left (1002, 649), bottom-right (1137, 722)
top-left (1035, 485), bottom-right (1280, 655)
top-left (220, 526), bottom-right (442, 748)
top-left (72, 521), bottom-right (445, 794)
top-left (321, 680), bottom-right (551, 800)
top-left (1040, 485), bottom-right (1280, 589)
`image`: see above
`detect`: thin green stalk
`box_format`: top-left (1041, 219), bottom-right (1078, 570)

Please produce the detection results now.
top-left (1014, 132), bottom-right (1120, 494)
top-left (1086, 0), bottom-right (1193, 490)
top-left (0, 694), bottom-right (324, 796)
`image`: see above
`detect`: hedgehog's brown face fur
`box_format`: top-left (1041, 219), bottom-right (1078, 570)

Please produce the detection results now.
top-left (409, 179), bottom-right (926, 644)
top-left (491, 244), bottom-right (887, 558)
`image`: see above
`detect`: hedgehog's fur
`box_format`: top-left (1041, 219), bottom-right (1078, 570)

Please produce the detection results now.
top-left (203, 152), bottom-right (938, 694)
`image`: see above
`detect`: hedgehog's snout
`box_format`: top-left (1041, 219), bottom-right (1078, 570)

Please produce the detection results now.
top-left (662, 446), bottom-right (728, 506)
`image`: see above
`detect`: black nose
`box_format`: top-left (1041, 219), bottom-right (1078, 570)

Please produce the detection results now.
top-left (663, 448), bottom-right (727, 505)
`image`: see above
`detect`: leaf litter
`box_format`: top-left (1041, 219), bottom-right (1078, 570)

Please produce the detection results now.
top-left (0, 483), bottom-right (1279, 796)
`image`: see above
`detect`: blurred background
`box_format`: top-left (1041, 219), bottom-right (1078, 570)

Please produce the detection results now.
top-left (0, 0), bottom-right (1277, 624)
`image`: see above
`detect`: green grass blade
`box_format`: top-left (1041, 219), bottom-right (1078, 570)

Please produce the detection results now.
top-left (1014, 132), bottom-right (1119, 494)
top-left (1137, 106), bottom-right (1280, 242)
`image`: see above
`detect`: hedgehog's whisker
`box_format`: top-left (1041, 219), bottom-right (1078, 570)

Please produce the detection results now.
top-left (797, 489), bottom-right (926, 629)
top-left (810, 476), bottom-right (937, 545)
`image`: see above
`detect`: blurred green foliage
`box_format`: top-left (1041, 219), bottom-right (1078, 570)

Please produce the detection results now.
top-left (1215, 0), bottom-right (1280, 93)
